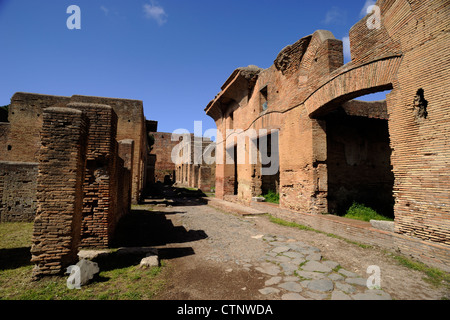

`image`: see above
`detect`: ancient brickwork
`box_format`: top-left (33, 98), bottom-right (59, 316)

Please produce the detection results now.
top-left (71, 95), bottom-right (147, 204)
top-left (117, 139), bottom-right (134, 223)
top-left (0, 93), bottom-right (147, 205)
top-left (30, 107), bottom-right (88, 278)
top-left (67, 102), bottom-right (118, 249)
top-left (149, 132), bottom-right (179, 184)
top-left (174, 135), bottom-right (216, 192)
top-left (0, 161), bottom-right (38, 222)
top-left (206, 0), bottom-right (449, 268)
top-left (1, 93), bottom-right (71, 162)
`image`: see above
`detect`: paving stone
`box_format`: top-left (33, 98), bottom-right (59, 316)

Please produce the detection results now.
top-left (296, 270), bottom-right (326, 280)
top-left (306, 253), bottom-right (322, 261)
top-left (281, 293), bottom-right (307, 300)
top-left (301, 261), bottom-right (333, 273)
top-left (255, 263), bottom-right (281, 276)
top-left (300, 280), bottom-right (310, 288)
top-left (283, 251), bottom-right (305, 259)
top-left (338, 269), bottom-right (360, 278)
top-left (272, 255), bottom-right (292, 263)
top-left (346, 277), bottom-right (368, 287)
top-left (265, 276), bottom-right (282, 286)
top-left (278, 282), bottom-right (303, 293)
top-left (285, 241), bottom-right (308, 247)
top-left (303, 291), bottom-right (329, 300)
top-left (335, 282), bottom-right (356, 293)
top-left (280, 262), bottom-right (298, 275)
top-left (328, 273), bottom-right (344, 281)
top-left (291, 258), bottom-right (306, 265)
top-left (322, 260), bottom-right (339, 270)
top-left (259, 287), bottom-right (280, 295)
top-left (307, 279), bottom-right (334, 292)
top-left (331, 290), bottom-right (352, 300)
top-left (283, 276), bottom-right (300, 282)
top-left (272, 246), bottom-right (291, 253)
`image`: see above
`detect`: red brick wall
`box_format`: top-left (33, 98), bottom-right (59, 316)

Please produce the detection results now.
top-left (31, 107), bottom-right (88, 278)
top-left (0, 161), bottom-right (38, 222)
top-left (67, 102), bottom-right (118, 249)
top-left (206, 0), bottom-right (449, 268)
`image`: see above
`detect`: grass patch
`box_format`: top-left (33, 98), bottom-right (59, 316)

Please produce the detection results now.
top-left (262, 190), bottom-right (280, 204)
top-left (391, 254), bottom-right (450, 290)
top-left (344, 202), bottom-right (393, 222)
top-left (0, 222), bottom-right (33, 249)
top-left (0, 222), bottom-right (167, 300)
top-left (267, 214), bottom-right (372, 249)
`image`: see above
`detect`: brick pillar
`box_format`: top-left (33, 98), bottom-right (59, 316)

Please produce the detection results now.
top-left (198, 166), bottom-right (212, 192)
top-left (67, 103), bottom-right (118, 249)
top-left (31, 107), bottom-right (88, 278)
top-left (117, 139), bottom-right (134, 220)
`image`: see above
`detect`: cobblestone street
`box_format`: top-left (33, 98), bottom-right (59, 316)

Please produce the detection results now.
top-left (150, 187), bottom-right (449, 300)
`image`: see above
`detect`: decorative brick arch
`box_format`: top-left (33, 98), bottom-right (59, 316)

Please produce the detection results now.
top-left (305, 54), bottom-right (402, 118)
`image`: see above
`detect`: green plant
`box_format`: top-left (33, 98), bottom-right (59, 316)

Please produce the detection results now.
top-left (344, 202), bottom-right (393, 222)
top-left (262, 190), bottom-right (279, 204)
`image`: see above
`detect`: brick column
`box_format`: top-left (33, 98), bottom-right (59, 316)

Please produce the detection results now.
top-left (31, 107), bottom-right (88, 278)
top-left (67, 103), bottom-right (118, 249)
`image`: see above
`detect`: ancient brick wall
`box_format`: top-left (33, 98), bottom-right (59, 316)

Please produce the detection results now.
top-left (149, 132), bottom-right (179, 184)
top-left (1, 93), bottom-right (147, 205)
top-left (30, 107), bottom-right (88, 278)
top-left (206, 0), bottom-right (449, 268)
top-left (1, 93), bottom-right (71, 162)
top-left (117, 139), bottom-right (134, 223)
top-left (0, 123), bottom-right (10, 157)
top-left (0, 161), bottom-right (38, 222)
top-left (173, 135), bottom-right (216, 192)
top-left (66, 102), bottom-right (118, 249)
top-left (71, 95), bottom-right (147, 204)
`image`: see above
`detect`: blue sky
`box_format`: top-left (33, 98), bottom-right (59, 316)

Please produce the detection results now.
top-left (0, 0), bottom-right (381, 134)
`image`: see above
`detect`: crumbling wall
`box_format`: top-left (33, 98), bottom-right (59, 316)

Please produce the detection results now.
top-left (117, 139), bottom-right (134, 223)
top-left (0, 161), bottom-right (38, 222)
top-left (66, 102), bottom-right (118, 249)
top-left (205, 0), bottom-right (450, 268)
top-left (149, 132), bottom-right (178, 184)
top-left (71, 95), bottom-right (147, 204)
top-left (2, 93), bottom-right (71, 162)
top-left (30, 107), bottom-right (88, 278)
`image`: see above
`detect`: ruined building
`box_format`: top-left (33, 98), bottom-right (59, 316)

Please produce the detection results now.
top-left (0, 92), bottom-right (149, 277)
top-left (205, 0), bottom-right (449, 270)
top-left (174, 135), bottom-right (216, 193)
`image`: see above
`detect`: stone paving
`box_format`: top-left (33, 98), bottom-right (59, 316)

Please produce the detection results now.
top-left (252, 235), bottom-right (392, 300)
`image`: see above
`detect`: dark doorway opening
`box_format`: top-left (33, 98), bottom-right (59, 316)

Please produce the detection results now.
top-left (324, 99), bottom-right (394, 219)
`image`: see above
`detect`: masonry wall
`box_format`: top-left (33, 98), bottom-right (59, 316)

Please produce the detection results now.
top-left (117, 139), bottom-right (134, 224)
top-left (205, 0), bottom-right (449, 269)
top-left (30, 107), bottom-right (88, 278)
top-left (1, 93), bottom-right (71, 162)
top-left (67, 102), bottom-right (118, 249)
top-left (1, 93), bottom-right (147, 205)
top-left (149, 132), bottom-right (178, 184)
top-left (71, 95), bottom-right (147, 204)
top-left (0, 161), bottom-right (38, 222)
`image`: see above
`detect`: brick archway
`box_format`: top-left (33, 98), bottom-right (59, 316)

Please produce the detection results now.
top-left (304, 55), bottom-right (401, 218)
top-left (305, 55), bottom-right (402, 118)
